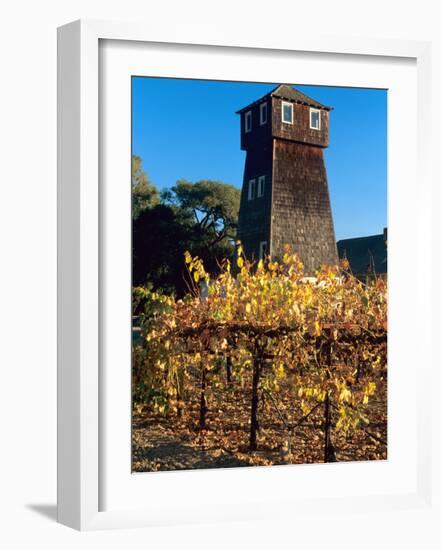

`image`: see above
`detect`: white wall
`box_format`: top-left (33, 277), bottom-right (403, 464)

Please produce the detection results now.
top-left (0, 1), bottom-right (440, 547)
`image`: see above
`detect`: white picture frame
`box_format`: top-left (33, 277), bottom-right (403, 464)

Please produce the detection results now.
top-left (57, 19), bottom-right (433, 531)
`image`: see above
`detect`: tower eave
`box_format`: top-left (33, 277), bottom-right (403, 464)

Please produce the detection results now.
top-left (236, 84), bottom-right (333, 114)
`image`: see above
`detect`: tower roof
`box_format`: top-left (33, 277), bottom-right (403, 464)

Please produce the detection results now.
top-left (236, 84), bottom-right (332, 114)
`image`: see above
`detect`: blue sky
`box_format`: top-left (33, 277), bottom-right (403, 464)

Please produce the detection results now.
top-left (132, 77), bottom-right (387, 241)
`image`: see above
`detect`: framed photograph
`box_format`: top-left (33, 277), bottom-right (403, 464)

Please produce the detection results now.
top-left (57, 19), bottom-right (433, 530)
top-left (130, 79), bottom-right (389, 473)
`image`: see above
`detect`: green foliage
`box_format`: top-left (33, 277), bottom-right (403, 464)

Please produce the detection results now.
top-left (162, 179), bottom-right (240, 247)
top-left (132, 155), bottom-right (160, 219)
top-left (132, 284), bottom-right (175, 328)
top-left (132, 165), bottom-right (241, 297)
top-left (132, 202), bottom-right (196, 295)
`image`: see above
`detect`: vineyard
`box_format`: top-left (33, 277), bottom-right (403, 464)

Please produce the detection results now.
top-left (132, 245), bottom-right (387, 471)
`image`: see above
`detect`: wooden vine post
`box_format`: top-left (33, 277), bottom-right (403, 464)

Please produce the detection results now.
top-left (324, 392), bottom-right (333, 462)
top-left (199, 360), bottom-right (207, 430)
top-left (176, 368), bottom-right (183, 418)
top-left (324, 335), bottom-right (336, 463)
top-left (249, 344), bottom-right (263, 451)
top-left (226, 355), bottom-right (232, 385)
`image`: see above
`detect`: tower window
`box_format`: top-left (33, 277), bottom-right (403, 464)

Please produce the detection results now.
top-left (310, 108), bottom-right (321, 130)
top-left (245, 111), bottom-right (252, 133)
top-left (257, 175), bottom-right (265, 197)
top-left (260, 102), bottom-right (267, 125)
top-left (259, 241), bottom-right (268, 260)
top-left (248, 179), bottom-right (256, 200)
top-left (282, 101), bottom-right (293, 124)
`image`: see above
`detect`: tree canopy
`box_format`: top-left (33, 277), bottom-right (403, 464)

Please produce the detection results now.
top-left (162, 179), bottom-right (240, 247)
top-left (132, 155), bottom-right (160, 219)
top-left (132, 156), bottom-right (241, 296)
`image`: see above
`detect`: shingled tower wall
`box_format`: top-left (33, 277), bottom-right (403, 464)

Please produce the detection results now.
top-left (236, 84), bottom-right (338, 274)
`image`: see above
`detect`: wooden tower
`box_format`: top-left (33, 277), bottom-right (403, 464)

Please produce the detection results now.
top-left (236, 84), bottom-right (338, 274)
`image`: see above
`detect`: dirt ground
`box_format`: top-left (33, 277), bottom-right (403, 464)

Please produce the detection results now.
top-left (132, 374), bottom-right (387, 472)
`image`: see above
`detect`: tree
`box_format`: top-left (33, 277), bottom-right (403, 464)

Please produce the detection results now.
top-left (133, 177), bottom-right (241, 296)
top-left (132, 203), bottom-right (195, 295)
top-left (132, 155), bottom-right (160, 219)
top-left (162, 179), bottom-right (240, 247)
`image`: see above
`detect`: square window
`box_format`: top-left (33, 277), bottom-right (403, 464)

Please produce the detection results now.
top-left (310, 108), bottom-right (321, 130)
top-left (282, 101), bottom-right (293, 124)
top-left (248, 179), bottom-right (256, 200)
top-left (260, 102), bottom-right (267, 125)
top-left (257, 175), bottom-right (265, 197)
top-left (245, 111), bottom-right (252, 132)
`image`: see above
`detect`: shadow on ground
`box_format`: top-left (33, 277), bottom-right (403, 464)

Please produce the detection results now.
top-left (133, 435), bottom-right (251, 471)
top-left (26, 504), bottom-right (57, 522)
